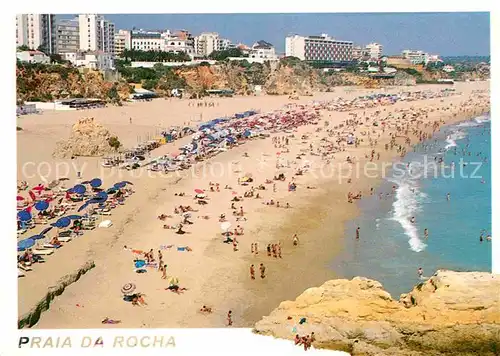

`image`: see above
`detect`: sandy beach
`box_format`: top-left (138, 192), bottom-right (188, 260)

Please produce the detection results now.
top-left (16, 81), bottom-right (490, 328)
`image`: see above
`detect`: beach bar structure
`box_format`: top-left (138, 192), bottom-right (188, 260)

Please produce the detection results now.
top-left (59, 98), bottom-right (106, 109)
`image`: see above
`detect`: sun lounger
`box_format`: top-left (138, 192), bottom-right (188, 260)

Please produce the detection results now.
top-left (42, 243), bottom-right (62, 249)
top-left (32, 249), bottom-right (54, 256)
top-left (18, 269), bottom-right (25, 277)
top-left (18, 263), bottom-right (32, 272)
top-left (58, 236), bottom-right (72, 243)
top-left (97, 211), bottom-right (112, 216)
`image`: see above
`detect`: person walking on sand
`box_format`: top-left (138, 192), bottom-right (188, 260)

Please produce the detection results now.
top-left (250, 264), bottom-right (255, 280)
top-left (162, 265), bottom-right (168, 279)
top-left (251, 243), bottom-right (255, 254)
top-left (130, 117), bottom-right (132, 124)
top-left (255, 242), bottom-right (259, 254)
top-left (293, 234), bottom-right (299, 246)
top-left (227, 310), bottom-right (233, 326)
top-left (260, 263), bottom-right (266, 279)
top-left (356, 227), bottom-right (360, 240)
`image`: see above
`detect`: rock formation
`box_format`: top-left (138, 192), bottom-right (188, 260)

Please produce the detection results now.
top-left (254, 270), bottom-right (500, 355)
top-left (53, 117), bottom-right (120, 158)
top-left (264, 61), bottom-right (318, 95)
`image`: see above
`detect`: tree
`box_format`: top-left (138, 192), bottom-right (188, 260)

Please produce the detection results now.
top-left (17, 45), bottom-right (31, 52)
top-left (208, 48), bottom-right (244, 61)
top-left (108, 136), bottom-right (121, 150)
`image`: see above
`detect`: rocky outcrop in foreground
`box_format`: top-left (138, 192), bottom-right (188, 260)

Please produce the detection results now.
top-left (19, 260), bottom-right (95, 328)
top-left (254, 270), bottom-right (500, 355)
top-left (53, 117), bottom-right (120, 158)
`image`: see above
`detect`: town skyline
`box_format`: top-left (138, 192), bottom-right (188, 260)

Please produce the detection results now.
top-left (58, 12), bottom-right (490, 56)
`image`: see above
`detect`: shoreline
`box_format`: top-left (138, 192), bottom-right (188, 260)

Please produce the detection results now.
top-left (240, 106), bottom-right (490, 325)
top-left (17, 82), bottom-right (490, 328)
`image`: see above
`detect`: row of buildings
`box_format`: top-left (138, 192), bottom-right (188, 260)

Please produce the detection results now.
top-left (15, 14), bottom-right (280, 70)
top-left (16, 14), bottom-right (440, 71)
top-left (285, 34), bottom-right (441, 66)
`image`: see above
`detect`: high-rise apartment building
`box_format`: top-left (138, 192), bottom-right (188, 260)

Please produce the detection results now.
top-left (78, 14), bottom-right (115, 54)
top-left (285, 34), bottom-right (353, 62)
top-left (114, 29), bottom-right (131, 56)
top-left (16, 14), bottom-right (56, 54)
top-left (194, 32), bottom-right (220, 56)
top-left (56, 18), bottom-right (79, 54)
top-left (365, 42), bottom-right (383, 61)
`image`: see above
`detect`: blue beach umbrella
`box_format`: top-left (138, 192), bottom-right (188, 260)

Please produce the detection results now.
top-left (73, 184), bottom-right (86, 195)
top-left (17, 210), bottom-right (32, 222)
top-left (17, 238), bottom-right (35, 252)
top-left (106, 188), bottom-right (117, 194)
top-left (66, 215), bottom-right (82, 220)
top-left (114, 182), bottom-right (126, 189)
top-left (52, 217), bottom-right (71, 228)
top-left (34, 200), bottom-right (49, 211)
top-left (90, 178), bottom-right (102, 188)
top-left (96, 191), bottom-right (108, 201)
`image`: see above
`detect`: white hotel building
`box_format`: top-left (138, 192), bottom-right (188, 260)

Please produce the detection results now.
top-left (16, 14), bottom-right (57, 54)
top-left (285, 34), bottom-right (353, 62)
top-left (78, 14), bottom-right (115, 53)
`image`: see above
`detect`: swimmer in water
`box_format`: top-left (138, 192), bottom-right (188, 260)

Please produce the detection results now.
top-left (424, 228), bottom-right (428, 239)
top-left (410, 216), bottom-right (416, 224)
top-left (418, 267), bottom-right (424, 278)
top-left (446, 193), bottom-right (450, 201)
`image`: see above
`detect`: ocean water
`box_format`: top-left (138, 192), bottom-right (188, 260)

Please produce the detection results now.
top-left (332, 115), bottom-right (492, 298)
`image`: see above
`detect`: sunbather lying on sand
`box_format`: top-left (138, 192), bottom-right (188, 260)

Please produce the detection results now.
top-left (101, 317), bottom-right (121, 324)
top-left (200, 305), bottom-right (213, 313)
top-left (166, 285), bottom-right (188, 294)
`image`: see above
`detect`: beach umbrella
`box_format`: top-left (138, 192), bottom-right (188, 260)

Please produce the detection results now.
top-left (90, 178), bottom-right (102, 188)
top-left (40, 226), bottom-right (53, 235)
top-left (16, 195), bottom-right (25, 201)
top-left (220, 221), bottom-right (232, 231)
top-left (114, 182), bottom-right (126, 189)
top-left (121, 283), bottom-right (136, 295)
top-left (17, 210), bottom-right (32, 222)
top-left (106, 188), bottom-right (117, 194)
top-left (32, 185), bottom-right (45, 192)
top-left (96, 191), bottom-right (108, 201)
top-left (34, 200), bottom-right (49, 211)
top-left (17, 238), bottom-right (35, 252)
top-left (73, 184), bottom-right (86, 195)
top-left (194, 189), bottom-right (204, 194)
top-left (66, 215), bottom-right (82, 220)
top-left (52, 217), bottom-right (71, 228)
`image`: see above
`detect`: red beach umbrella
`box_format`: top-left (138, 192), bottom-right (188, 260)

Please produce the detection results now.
top-left (194, 189), bottom-right (204, 194)
top-left (16, 196), bottom-right (25, 201)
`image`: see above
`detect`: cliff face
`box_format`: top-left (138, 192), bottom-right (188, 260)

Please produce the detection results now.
top-left (264, 62), bottom-right (319, 95)
top-left (16, 64), bottom-right (132, 103)
top-left (254, 271), bottom-right (500, 355)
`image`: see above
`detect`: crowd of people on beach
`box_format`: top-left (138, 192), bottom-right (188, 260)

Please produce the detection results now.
top-left (17, 84), bottom-right (490, 333)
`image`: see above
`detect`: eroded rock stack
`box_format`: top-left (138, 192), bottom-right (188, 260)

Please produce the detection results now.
top-left (254, 270), bottom-right (500, 355)
top-left (53, 117), bottom-right (119, 158)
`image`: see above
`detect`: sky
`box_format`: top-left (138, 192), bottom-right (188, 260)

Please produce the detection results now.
top-left (60, 13), bottom-right (490, 56)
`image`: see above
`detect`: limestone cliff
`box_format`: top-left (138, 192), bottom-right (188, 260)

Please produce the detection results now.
top-left (16, 63), bottom-right (132, 103)
top-left (264, 61), bottom-right (318, 95)
top-left (254, 270), bottom-right (500, 355)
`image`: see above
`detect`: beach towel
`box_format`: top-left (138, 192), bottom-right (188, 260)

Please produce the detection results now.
top-left (160, 244), bottom-right (174, 250)
top-left (132, 249), bottom-right (144, 255)
top-left (177, 247), bottom-right (186, 251)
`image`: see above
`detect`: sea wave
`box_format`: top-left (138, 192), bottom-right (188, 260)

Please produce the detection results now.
top-left (444, 130), bottom-right (467, 150)
top-left (388, 176), bottom-right (427, 252)
top-left (457, 115), bottom-right (491, 128)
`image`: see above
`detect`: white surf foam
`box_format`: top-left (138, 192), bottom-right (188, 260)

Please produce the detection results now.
top-left (389, 176), bottom-right (427, 252)
top-left (444, 130), bottom-right (467, 150)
